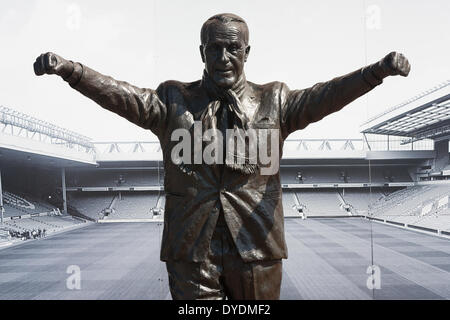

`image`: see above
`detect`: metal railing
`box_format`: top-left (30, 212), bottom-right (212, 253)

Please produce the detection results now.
top-left (361, 80), bottom-right (450, 126)
top-left (0, 106), bottom-right (94, 152)
top-left (91, 137), bottom-right (435, 155)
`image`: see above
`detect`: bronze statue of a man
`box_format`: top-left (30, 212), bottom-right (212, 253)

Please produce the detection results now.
top-left (34, 13), bottom-right (410, 300)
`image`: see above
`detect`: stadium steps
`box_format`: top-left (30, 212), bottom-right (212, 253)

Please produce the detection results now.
top-left (67, 192), bottom-right (114, 221)
top-left (108, 194), bottom-right (119, 210)
top-left (0, 228), bottom-right (9, 239)
top-left (282, 191), bottom-right (301, 217)
top-left (68, 206), bottom-right (97, 222)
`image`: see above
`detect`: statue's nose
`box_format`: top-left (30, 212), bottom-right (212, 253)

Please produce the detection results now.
top-left (218, 47), bottom-right (230, 64)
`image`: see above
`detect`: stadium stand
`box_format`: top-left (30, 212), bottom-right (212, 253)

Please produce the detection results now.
top-left (280, 166), bottom-right (412, 184)
top-left (282, 167), bottom-right (354, 184)
top-left (2, 204), bottom-right (25, 218)
top-left (2, 190), bottom-right (57, 218)
top-left (4, 215), bottom-right (83, 233)
top-left (340, 188), bottom-right (386, 214)
top-left (371, 166), bottom-right (413, 183)
top-left (282, 190), bottom-right (302, 217)
top-left (281, 168), bottom-right (306, 184)
top-left (295, 189), bottom-right (344, 216)
top-left (106, 192), bottom-right (159, 220)
top-left (67, 192), bottom-right (114, 220)
top-left (66, 170), bottom-right (162, 187)
top-left (370, 185), bottom-right (449, 217)
top-left (362, 184), bottom-right (450, 233)
top-left (31, 215), bottom-right (84, 229)
top-left (1, 213), bottom-right (86, 242)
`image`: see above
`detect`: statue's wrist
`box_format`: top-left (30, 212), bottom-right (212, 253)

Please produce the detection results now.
top-left (371, 60), bottom-right (391, 80)
top-left (59, 60), bottom-right (75, 79)
top-left (361, 62), bottom-right (385, 88)
top-left (63, 62), bottom-right (84, 87)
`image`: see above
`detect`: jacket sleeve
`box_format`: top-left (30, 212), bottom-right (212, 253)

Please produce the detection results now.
top-left (280, 62), bottom-right (385, 139)
top-left (64, 63), bottom-right (168, 137)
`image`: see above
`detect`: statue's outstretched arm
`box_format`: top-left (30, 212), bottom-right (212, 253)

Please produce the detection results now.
top-left (33, 52), bottom-right (168, 136)
top-left (281, 52), bottom-right (410, 137)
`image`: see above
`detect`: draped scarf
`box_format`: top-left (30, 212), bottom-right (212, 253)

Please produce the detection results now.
top-left (200, 70), bottom-right (259, 175)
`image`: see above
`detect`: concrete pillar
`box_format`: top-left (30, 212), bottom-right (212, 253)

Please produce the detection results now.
top-left (61, 168), bottom-right (67, 214)
top-left (434, 139), bottom-right (449, 172)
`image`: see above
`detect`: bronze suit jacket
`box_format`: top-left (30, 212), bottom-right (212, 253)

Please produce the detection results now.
top-left (67, 64), bottom-right (383, 263)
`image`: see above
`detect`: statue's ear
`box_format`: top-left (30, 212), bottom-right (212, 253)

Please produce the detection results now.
top-left (200, 45), bottom-right (206, 63)
top-left (244, 45), bottom-right (251, 62)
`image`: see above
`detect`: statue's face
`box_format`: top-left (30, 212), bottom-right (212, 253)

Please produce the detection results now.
top-left (200, 21), bottom-right (250, 89)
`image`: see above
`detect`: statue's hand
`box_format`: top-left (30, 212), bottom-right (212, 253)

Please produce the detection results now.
top-left (33, 52), bottom-right (73, 78)
top-left (380, 52), bottom-right (411, 77)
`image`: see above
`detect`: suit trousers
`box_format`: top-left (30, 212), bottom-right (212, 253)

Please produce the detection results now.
top-left (166, 212), bottom-right (282, 300)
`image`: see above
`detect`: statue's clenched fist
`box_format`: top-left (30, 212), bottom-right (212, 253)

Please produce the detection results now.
top-left (380, 52), bottom-right (411, 77)
top-left (33, 52), bottom-right (73, 78)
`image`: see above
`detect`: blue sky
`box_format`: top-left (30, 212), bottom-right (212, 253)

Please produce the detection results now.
top-left (1, 0), bottom-right (448, 141)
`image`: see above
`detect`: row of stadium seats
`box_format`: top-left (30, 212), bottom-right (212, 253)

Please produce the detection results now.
top-left (3, 215), bottom-right (85, 235)
top-left (286, 186), bottom-right (449, 233)
top-left (341, 189), bottom-right (386, 213)
top-left (368, 185), bottom-right (427, 214)
top-left (283, 188), bottom-right (386, 217)
top-left (369, 185), bottom-right (449, 216)
top-left (294, 189), bottom-right (344, 216)
top-left (366, 185), bottom-right (450, 232)
top-left (1, 190), bottom-right (57, 218)
top-left (69, 189), bottom-right (359, 220)
top-left (106, 192), bottom-right (160, 220)
top-left (67, 191), bottom-right (164, 221)
top-left (64, 188), bottom-right (397, 220)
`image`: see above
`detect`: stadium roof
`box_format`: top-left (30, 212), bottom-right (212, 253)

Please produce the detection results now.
top-left (0, 106), bottom-right (96, 166)
top-left (360, 80), bottom-right (450, 142)
top-left (0, 106), bottom-right (93, 149)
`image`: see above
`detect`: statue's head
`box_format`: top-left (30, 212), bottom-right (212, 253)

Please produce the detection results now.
top-left (200, 13), bottom-right (250, 89)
